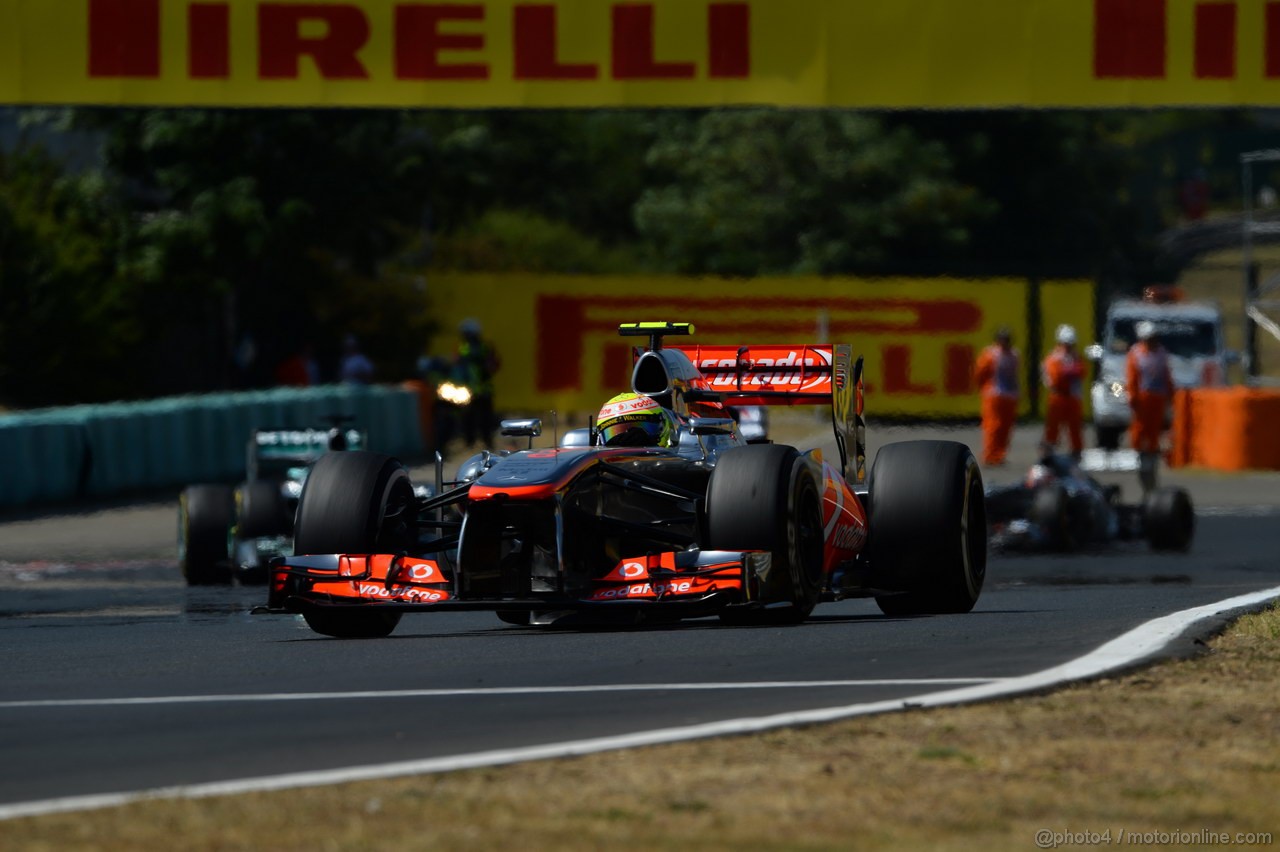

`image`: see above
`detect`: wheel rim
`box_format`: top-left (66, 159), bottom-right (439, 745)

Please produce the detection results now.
top-left (177, 501), bottom-right (188, 565)
top-left (789, 472), bottom-right (825, 600)
top-left (377, 475), bottom-right (416, 551)
top-left (960, 464), bottom-right (987, 598)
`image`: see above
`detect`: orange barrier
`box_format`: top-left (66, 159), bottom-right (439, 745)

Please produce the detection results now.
top-left (1170, 387), bottom-right (1280, 471)
top-left (1169, 390), bottom-right (1193, 468)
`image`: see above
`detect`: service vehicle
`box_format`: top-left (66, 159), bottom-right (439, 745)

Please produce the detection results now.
top-left (1088, 287), bottom-right (1237, 449)
top-left (263, 322), bottom-right (989, 638)
top-left (178, 419), bottom-right (364, 585)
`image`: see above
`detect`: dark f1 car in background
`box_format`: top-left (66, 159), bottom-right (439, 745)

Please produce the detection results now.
top-left (985, 448), bottom-right (1194, 553)
top-left (178, 419), bottom-right (364, 585)
top-left (265, 322), bottom-right (989, 638)
top-left (729, 405), bottom-right (769, 443)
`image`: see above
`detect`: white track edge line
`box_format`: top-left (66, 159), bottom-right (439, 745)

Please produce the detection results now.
top-left (2, 584), bottom-right (1277, 822)
top-left (0, 679), bottom-right (1006, 709)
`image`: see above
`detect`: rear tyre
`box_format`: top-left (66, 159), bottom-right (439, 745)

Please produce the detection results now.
top-left (707, 445), bottom-right (824, 625)
top-left (293, 451), bottom-right (416, 638)
top-left (178, 485), bottom-right (234, 586)
top-left (1144, 486), bottom-right (1195, 552)
top-left (869, 441), bottom-right (986, 616)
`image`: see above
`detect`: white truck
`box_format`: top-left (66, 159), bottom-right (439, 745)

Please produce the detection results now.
top-left (1087, 289), bottom-right (1238, 450)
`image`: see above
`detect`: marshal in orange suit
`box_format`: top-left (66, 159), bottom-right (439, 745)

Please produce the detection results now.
top-left (1126, 320), bottom-right (1173, 492)
top-left (973, 327), bottom-right (1020, 466)
top-left (1041, 323), bottom-right (1085, 457)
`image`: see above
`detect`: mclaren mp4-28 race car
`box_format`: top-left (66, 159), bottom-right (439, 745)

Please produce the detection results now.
top-left (264, 323), bottom-right (989, 638)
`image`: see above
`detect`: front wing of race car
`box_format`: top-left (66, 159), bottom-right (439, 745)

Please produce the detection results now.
top-left (266, 548), bottom-right (782, 619)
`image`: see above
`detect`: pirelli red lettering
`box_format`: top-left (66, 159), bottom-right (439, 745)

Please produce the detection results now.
top-left (89, 0), bottom-right (161, 78)
top-left (86, 1), bottom-right (750, 82)
top-left (1194, 2), bottom-right (1236, 79)
top-left (190, 4), bottom-right (232, 79)
top-left (398, 5), bottom-right (489, 81)
top-left (513, 5), bottom-right (597, 80)
top-left (259, 4), bottom-right (372, 79)
top-left (1093, 0), bottom-right (1280, 81)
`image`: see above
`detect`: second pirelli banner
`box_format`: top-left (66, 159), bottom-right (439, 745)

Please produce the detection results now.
top-left (2, 0), bottom-right (1280, 108)
top-left (424, 275), bottom-right (1095, 419)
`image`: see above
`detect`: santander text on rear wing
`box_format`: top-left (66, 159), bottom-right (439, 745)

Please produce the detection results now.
top-left (672, 343), bottom-right (866, 482)
top-left (668, 344), bottom-right (840, 407)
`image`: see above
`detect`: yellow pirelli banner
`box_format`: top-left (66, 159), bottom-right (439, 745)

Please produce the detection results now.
top-left (1, 0), bottom-right (1278, 107)
top-left (425, 275), bottom-right (1094, 418)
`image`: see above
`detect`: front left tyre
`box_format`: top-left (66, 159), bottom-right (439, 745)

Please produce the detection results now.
top-left (293, 451), bottom-right (417, 638)
top-left (868, 440), bottom-right (987, 616)
top-left (178, 484), bottom-right (234, 586)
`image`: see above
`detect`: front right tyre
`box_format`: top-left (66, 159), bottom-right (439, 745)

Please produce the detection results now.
top-left (1143, 486), bottom-right (1194, 552)
top-left (706, 444), bottom-right (824, 625)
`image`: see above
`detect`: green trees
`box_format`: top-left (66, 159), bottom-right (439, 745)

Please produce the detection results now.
top-left (77, 109), bottom-right (436, 397)
top-left (635, 110), bottom-right (993, 275)
top-left (0, 106), bottom-right (1254, 407)
top-left (0, 149), bottom-right (137, 406)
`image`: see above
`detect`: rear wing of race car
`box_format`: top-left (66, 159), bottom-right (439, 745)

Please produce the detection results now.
top-left (621, 322), bottom-right (867, 482)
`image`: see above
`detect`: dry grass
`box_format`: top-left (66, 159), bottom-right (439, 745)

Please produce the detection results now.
top-left (8, 605), bottom-right (1279, 851)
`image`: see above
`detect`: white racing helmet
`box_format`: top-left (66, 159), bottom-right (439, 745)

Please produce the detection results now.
top-left (1135, 320), bottom-right (1156, 341)
top-left (1055, 324), bottom-right (1077, 345)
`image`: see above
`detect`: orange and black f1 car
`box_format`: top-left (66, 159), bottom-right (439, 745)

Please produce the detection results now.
top-left (265, 322), bottom-right (988, 638)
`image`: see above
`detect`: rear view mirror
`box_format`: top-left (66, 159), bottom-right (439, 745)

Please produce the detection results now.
top-left (559, 427), bottom-right (593, 448)
top-left (500, 419), bottom-right (542, 438)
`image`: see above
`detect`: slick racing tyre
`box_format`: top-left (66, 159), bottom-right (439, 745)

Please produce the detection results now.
top-left (707, 444), bottom-right (824, 625)
top-left (1144, 486), bottom-right (1195, 552)
top-left (869, 441), bottom-right (987, 616)
top-left (235, 480), bottom-right (291, 539)
top-left (293, 451), bottom-right (417, 638)
top-left (1095, 424), bottom-right (1123, 452)
top-left (178, 484), bottom-right (234, 586)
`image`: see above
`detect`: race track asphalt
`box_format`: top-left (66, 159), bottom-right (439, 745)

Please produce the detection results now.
top-left (2, 421), bottom-right (1278, 812)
